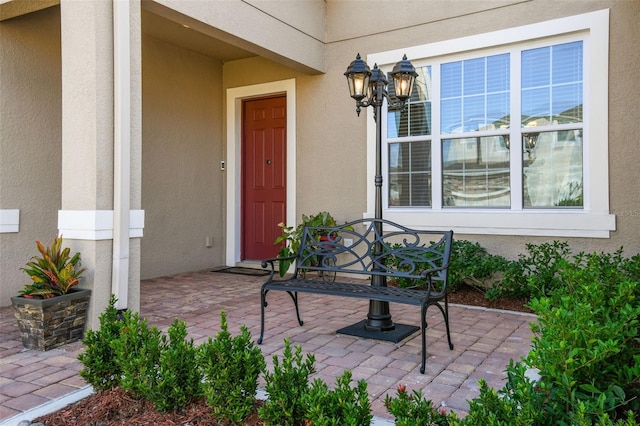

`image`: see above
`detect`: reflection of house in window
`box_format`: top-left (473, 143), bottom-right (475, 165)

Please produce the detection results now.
top-left (442, 136), bottom-right (510, 207)
top-left (523, 128), bottom-right (583, 208)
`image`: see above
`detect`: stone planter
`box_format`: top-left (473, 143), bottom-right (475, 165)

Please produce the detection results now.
top-left (11, 288), bottom-right (91, 351)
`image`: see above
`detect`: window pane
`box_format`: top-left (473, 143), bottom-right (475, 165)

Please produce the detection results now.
top-left (409, 102), bottom-right (431, 135)
top-left (552, 41), bottom-right (582, 84)
top-left (388, 66), bottom-right (432, 137)
top-left (553, 83), bottom-right (583, 123)
top-left (442, 54), bottom-right (510, 134)
top-left (463, 96), bottom-right (485, 131)
top-left (522, 87), bottom-right (549, 124)
top-left (442, 137), bottom-right (510, 207)
top-left (441, 98), bottom-right (462, 133)
top-left (389, 141), bottom-right (431, 207)
top-left (522, 41), bottom-right (583, 126)
top-left (522, 47), bottom-right (550, 88)
top-left (441, 62), bottom-right (461, 98)
top-left (410, 141), bottom-right (430, 172)
top-left (487, 54), bottom-right (510, 92)
top-left (463, 58), bottom-right (485, 95)
top-left (487, 92), bottom-right (510, 128)
top-left (523, 130), bottom-right (583, 208)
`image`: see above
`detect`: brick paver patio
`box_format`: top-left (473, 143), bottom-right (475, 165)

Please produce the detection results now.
top-left (0, 269), bottom-right (536, 424)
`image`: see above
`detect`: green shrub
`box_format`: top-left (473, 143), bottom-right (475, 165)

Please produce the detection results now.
top-left (493, 240), bottom-right (571, 300)
top-left (460, 361), bottom-right (543, 425)
top-left (448, 240), bottom-right (509, 293)
top-left (78, 294), bottom-right (123, 390)
top-left (259, 338), bottom-right (316, 426)
top-left (111, 312), bottom-right (201, 412)
top-left (460, 250), bottom-right (640, 425)
top-left (303, 370), bottom-right (372, 426)
top-left (110, 309), bottom-right (163, 401)
top-left (154, 318), bottom-right (202, 412)
top-left (527, 254), bottom-right (640, 422)
top-left (199, 311), bottom-right (265, 425)
top-left (384, 384), bottom-right (452, 426)
top-left (492, 243), bottom-right (640, 303)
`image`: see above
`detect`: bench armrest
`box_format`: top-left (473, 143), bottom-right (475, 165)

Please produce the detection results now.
top-left (419, 263), bottom-right (450, 294)
top-left (261, 255), bottom-right (297, 280)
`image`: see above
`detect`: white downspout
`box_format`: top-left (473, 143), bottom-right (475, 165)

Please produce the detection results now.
top-left (112, 0), bottom-right (130, 311)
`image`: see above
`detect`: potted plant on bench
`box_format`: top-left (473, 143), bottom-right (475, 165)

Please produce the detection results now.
top-left (274, 211), bottom-right (341, 277)
top-left (11, 235), bottom-right (91, 351)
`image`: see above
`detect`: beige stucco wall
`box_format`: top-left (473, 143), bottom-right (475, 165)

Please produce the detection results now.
top-left (140, 35), bottom-right (225, 279)
top-left (225, 0), bottom-right (640, 259)
top-left (0, 6), bottom-right (62, 303)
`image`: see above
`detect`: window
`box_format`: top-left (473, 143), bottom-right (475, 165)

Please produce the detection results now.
top-left (367, 10), bottom-right (614, 237)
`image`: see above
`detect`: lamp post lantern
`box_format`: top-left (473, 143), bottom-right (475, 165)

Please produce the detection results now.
top-left (343, 53), bottom-right (418, 338)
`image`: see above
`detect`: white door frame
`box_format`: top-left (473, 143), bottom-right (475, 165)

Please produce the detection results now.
top-left (225, 79), bottom-right (297, 265)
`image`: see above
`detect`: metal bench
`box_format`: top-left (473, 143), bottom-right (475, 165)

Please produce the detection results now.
top-left (258, 218), bottom-right (454, 374)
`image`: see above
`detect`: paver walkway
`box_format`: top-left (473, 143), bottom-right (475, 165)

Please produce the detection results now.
top-left (0, 269), bottom-right (536, 423)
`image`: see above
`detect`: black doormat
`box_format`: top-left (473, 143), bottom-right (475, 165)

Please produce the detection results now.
top-left (212, 267), bottom-right (270, 276)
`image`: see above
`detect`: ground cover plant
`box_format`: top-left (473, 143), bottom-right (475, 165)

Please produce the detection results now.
top-left (38, 244), bottom-right (640, 425)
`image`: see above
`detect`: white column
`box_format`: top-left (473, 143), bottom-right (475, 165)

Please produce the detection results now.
top-left (59, 0), bottom-right (116, 328)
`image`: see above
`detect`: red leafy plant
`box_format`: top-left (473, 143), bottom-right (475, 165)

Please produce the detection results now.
top-left (20, 235), bottom-right (86, 299)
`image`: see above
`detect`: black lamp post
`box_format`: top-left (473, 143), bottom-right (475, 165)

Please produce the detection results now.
top-left (341, 53), bottom-right (418, 340)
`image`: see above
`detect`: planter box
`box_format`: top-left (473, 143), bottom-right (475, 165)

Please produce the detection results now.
top-left (11, 288), bottom-right (91, 351)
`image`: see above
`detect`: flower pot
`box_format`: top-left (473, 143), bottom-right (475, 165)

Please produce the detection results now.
top-left (11, 288), bottom-right (91, 351)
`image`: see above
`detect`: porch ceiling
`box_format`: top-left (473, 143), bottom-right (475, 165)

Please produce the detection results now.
top-left (142, 7), bottom-right (256, 62)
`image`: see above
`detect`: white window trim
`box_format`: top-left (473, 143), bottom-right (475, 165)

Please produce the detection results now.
top-left (366, 9), bottom-right (614, 238)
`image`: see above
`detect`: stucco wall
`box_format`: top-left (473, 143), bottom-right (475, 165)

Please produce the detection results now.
top-left (325, 0), bottom-right (640, 259)
top-left (225, 0), bottom-right (639, 259)
top-left (0, 6), bottom-right (62, 304)
top-left (140, 35), bottom-right (225, 279)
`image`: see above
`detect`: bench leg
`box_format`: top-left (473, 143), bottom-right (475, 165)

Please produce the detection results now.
top-left (430, 299), bottom-right (454, 351)
top-left (420, 304), bottom-right (428, 374)
top-left (258, 288), bottom-right (268, 344)
top-left (286, 291), bottom-right (304, 326)
top-left (420, 298), bottom-right (455, 374)
top-left (443, 296), bottom-right (454, 350)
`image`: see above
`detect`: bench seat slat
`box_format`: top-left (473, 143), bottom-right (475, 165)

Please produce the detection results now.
top-left (263, 280), bottom-right (432, 306)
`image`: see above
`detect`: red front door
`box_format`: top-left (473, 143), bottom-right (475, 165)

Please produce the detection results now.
top-left (242, 96), bottom-right (287, 260)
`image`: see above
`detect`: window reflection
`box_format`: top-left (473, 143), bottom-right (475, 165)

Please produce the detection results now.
top-left (522, 41), bottom-right (583, 125)
top-left (442, 136), bottom-right (510, 207)
top-left (441, 54), bottom-right (510, 133)
top-left (523, 129), bottom-right (583, 207)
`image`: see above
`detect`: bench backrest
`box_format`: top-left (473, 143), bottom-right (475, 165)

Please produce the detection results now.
top-left (296, 218), bottom-right (453, 289)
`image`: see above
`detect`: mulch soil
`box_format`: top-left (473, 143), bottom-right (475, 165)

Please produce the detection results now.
top-left (33, 283), bottom-right (531, 425)
top-left (447, 282), bottom-right (533, 314)
top-left (34, 388), bottom-right (265, 425)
